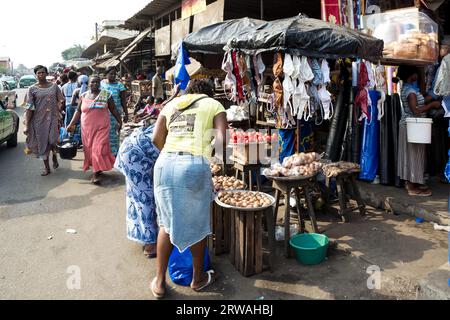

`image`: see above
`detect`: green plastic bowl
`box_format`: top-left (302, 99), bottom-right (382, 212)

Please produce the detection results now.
top-left (289, 233), bottom-right (329, 265)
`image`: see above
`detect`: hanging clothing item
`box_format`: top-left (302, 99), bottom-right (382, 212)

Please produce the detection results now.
top-left (434, 54), bottom-right (450, 96)
top-left (283, 76), bottom-right (295, 113)
top-left (355, 61), bottom-right (370, 121)
top-left (231, 51), bottom-right (245, 102)
top-left (279, 129), bottom-right (296, 163)
top-left (283, 53), bottom-right (295, 78)
top-left (321, 59), bottom-right (331, 84)
top-left (443, 96), bottom-right (450, 117)
top-left (365, 61), bottom-right (376, 89)
top-left (239, 53), bottom-right (251, 87)
top-left (293, 82), bottom-right (310, 120)
top-left (222, 51), bottom-right (237, 101)
top-left (308, 84), bottom-right (322, 122)
top-left (352, 61), bottom-right (359, 87)
top-left (377, 90), bottom-right (386, 121)
top-left (299, 56), bottom-right (314, 82)
top-left (309, 58), bottom-right (324, 86)
top-left (318, 86), bottom-right (333, 120)
top-left (375, 64), bottom-right (387, 93)
top-left (273, 52), bottom-right (283, 77)
top-left (359, 90), bottom-right (381, 182)
top-left (291, 55), bottom-right (301, 80)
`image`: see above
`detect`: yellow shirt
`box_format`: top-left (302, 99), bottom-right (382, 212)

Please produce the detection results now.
top-left (160, 94), bottom-right (225, 158)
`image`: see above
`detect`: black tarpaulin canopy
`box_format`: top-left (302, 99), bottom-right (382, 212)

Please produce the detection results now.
top-left (226, 14), bottom-right (384, 61)
top-left (182, 17), bottom-right (265, 55)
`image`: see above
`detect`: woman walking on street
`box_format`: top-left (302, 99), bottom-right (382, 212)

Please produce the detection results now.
top-left (101, 66), bottom-right (129, 156)
top-left (115, 124), bottom-right (160, 258)
top-left (24, 65), bottom-right (64, 176)
top-left (151, 79), bottom-right (228, 298)
top-left (67, 76), bottom-right (122, 185)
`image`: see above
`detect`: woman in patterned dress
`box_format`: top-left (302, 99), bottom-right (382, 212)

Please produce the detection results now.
top-left (23, 65), bottom-right (64, 176)
top-left (115, 125), bottom-right (160, 258)
top-left (100, 66), bottom-right (129, 156)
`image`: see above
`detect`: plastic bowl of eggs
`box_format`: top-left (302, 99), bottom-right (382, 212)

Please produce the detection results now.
top-left (215, 191), bottom-right (275, 211)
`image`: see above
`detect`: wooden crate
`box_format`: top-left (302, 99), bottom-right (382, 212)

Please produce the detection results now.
top-left (229, 209), bottom-right (263, 277)
top-left (209, 203), bottom-right (231, 256)
top-left (232, 143), bottom-right (263, 165)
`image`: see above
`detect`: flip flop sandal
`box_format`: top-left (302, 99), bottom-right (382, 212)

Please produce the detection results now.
top-left (41, 168), bottom-right (51, 176)
top-left (192, 270), bottom-right (217, 292)
top-left (150, 278), bottom-right (165, 299)
top-left (91, 177), bottom-right (101, 185)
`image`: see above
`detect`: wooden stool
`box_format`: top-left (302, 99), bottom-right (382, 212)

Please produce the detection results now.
top-left (233, 162), bottom-right (262, 191)
top-left (227, 207), bottom-right (276, 277)
top-left (209, 202), bottom-right (231, 256)
top-left (324, 171), bottom-right (366, 222)
top-left (271, 177), bottom-right (319, 258)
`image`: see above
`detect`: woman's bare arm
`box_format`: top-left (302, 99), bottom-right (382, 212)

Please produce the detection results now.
top-left (152, 115), bottom-right (168, 151)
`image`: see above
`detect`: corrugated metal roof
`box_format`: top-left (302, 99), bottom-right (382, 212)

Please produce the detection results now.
top-left (123, 0), bottom-right (180, 29)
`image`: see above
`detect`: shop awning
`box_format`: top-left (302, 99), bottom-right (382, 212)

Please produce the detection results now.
top-left (117, 27), bottom-right (153, 62)
top-left (226, 14), bottom-right (384, 61)
top-left (182, 17), bottom-right (265, 55)
top-left (94, 27), bottom-right (152, 70)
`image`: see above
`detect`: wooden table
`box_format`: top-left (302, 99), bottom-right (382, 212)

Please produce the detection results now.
top-left (324, 171), bottom-right (366, 222)
top-left (232, 159), bottom-right (263, 192)
top-left (269, 174), bottom-right (320, 258)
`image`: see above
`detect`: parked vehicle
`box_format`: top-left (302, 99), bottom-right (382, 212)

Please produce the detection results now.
top-left (18, 75), bottom-right (37, 88)
top-left (0, 100), bottom-right (19, 148)
top-left (0, 76), bottom-right (17, 89)
top-left (0, 81), bottom-right (17, 109)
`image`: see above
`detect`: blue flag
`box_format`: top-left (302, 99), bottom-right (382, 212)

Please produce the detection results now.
top-left (174, 42), bottom-right (191, 90)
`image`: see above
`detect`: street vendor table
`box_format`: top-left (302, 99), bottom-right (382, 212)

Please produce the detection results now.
top-left (267, 174), bottom-right (320, 258)
top-left (324, 171), bottom-right (366, 222)
top-left (214, 193), bottom-right (276, 277)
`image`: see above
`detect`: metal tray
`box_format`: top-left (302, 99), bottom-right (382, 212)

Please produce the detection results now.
top-left (215, 190), bottom-right (275, 211)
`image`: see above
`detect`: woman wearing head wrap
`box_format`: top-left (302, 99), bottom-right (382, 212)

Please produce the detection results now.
top-left (101, 66), bottom-right (129, 156)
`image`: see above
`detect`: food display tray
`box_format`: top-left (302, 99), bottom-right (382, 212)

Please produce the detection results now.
top-left (215, 190), bottom-right (275, 212)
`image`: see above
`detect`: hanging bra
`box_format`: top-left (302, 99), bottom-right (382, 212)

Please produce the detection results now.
top-left (291, 55), bottom-right (301, 80)
top-left (273, 53), bottom-right (283, 77)
top-left (283, 53), bottom-right (295, 78)
top-left (283, 76), bottom-right (295, 112)
top-left (309, 58), bottom-right (324, 86)
top-left (293, 81), bottom-right (310, 120)
top-left (321, 59), bottom-right (331, 84)
top-left (222, 51), bottom-right (237, 101)
top-left (318, 86), bottom-right (333, 120)
top-left (299, 56), bottom-right (314, 82)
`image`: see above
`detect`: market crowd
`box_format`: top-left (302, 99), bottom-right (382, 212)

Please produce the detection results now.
top-left (23, 64), bottom-right (225, 298)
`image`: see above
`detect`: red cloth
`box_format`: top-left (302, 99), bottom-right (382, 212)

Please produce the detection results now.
top-left (355, 62), bottom-right (370, 121)
top-left (231, 51), bottom-right (245, 103)
top-left (80, 98), bottom-right (116, 172)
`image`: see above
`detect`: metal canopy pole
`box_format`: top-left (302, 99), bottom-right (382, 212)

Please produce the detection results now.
top-left (260, 0), bottom-right (264, 20)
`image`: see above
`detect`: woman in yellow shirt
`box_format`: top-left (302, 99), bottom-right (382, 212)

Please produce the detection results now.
top-left (151, 79), bottom-right (228, 298)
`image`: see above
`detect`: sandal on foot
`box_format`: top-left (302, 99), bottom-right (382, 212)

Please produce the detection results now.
top-left (191, 270), bottom-right (217, 292)
top-left (150, 278), bottom-right (165, 299)
top-left (143, 245), bottom-right (157, 258)
top-left (408, 189), bottom-right (431, 197)
top-left (91, 177), bottom-right (101, 185)
top-left (41, 168), bottom-right (51, 176)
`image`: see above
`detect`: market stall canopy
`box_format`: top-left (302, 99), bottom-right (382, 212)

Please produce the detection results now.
top-left (165, 58), bottom-right (225, 83)
top-left (65, 59), bottom-right (95, 70)
top-left (226, 14), bottom-right (384, 61)
top-left (182, 17), bottom-right (265, 55)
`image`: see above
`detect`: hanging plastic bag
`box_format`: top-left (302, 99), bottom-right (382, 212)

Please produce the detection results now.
top-left (168, 246), bottom-right (211, 286)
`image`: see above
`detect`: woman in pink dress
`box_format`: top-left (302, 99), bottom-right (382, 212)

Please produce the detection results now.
top-left (67, 76), bottom-right (122, 184)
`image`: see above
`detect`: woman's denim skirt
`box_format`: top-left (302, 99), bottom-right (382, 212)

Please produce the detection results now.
top-left (154, 152), bottom-right (213, 252)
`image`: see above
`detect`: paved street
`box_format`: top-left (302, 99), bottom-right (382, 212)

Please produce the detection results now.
top-left (0, 89), bottom-right (448, 300)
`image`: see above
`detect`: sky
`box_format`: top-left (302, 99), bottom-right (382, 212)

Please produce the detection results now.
top-left (0, 0), bottom-right (151, 69)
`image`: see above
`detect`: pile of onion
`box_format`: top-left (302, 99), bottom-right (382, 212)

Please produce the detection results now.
top-left (218, 191), bottom-right (273, 208)
top-left (263, 152), bottom-right (323, 177)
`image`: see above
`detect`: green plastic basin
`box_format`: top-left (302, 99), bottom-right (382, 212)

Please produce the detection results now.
top-left (289, 233), bottom-right (329, 265)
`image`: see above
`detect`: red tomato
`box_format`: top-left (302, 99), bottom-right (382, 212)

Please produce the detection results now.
top-left (265, 135), bottom-right (272, 143)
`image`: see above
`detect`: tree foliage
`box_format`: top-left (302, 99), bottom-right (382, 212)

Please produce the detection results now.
top-left (61, 44), bottom-right (86, 61)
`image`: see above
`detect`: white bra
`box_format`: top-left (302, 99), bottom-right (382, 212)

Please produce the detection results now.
top-left (293, 81), bottom-right (310, 120)
top-left (299, 56), bottom-right (314, 82)
top-left (222, 51), bottom-right (237, 101)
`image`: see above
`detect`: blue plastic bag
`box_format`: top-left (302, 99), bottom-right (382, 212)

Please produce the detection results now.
top-left (168, 246), bottom-right (211, 286)
top-left (359, 90), bottom-right (380, 182)
top-left (59, 127), bottom-right (70, 142)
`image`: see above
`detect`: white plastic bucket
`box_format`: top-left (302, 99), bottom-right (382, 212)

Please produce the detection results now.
top-left (406, 118), bottom-right (433, 144)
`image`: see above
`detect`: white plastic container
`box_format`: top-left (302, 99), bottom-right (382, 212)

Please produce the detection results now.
top-left (406, 118), bottom-right (433, 144)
